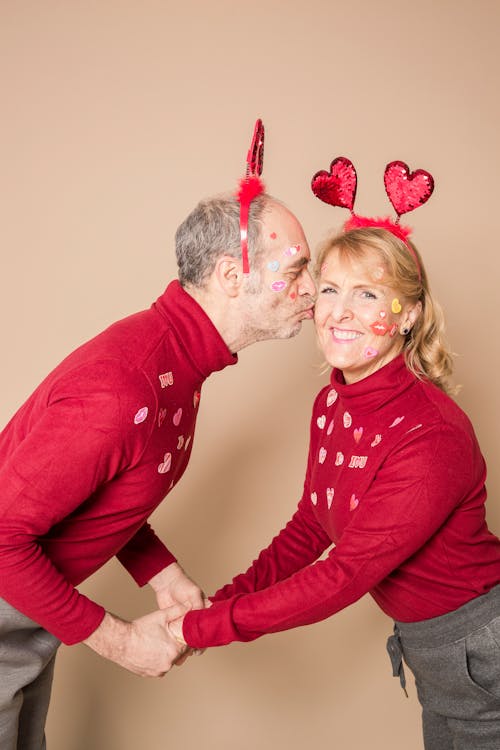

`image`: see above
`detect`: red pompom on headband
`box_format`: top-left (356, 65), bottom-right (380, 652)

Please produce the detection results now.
top-left (311, 157), bottom-right (435, 280)
top-left (237, 119), bottom-right (265, 274)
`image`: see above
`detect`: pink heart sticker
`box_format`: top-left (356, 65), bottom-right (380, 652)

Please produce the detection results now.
top-left (349, 494), bottom-right (359, 511)
top-left (364, 347), bottom-right (378, 359)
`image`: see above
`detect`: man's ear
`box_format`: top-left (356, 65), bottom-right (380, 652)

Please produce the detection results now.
top-left (213, 255), bottom-right (244, 298)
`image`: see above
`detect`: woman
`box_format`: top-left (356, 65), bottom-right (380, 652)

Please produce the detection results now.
top-left (169, 224), bottom-right (500, 749)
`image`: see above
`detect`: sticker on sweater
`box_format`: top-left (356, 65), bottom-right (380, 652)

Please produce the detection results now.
top-left (173, 408), bottom-right (182, 426)
top-left (134, 407), bottom-right (148, 424)
top-left (317, 415), bottom-right (326, 429)
top-left (371, 434), bottom-right (382, 447)
top-left (349, 494), bottom-right (359, 511)
top-left (158, 407), bottom-right (167, 428)
top-left (158, 452), bottom-right (172, 474)
top-left (177, 435), bottom-right (185, 449)
top-left (326, 389), bottom-right (338, 407)
top-left (319, 447), bottom-right (327, 464)
top-left (311, 491), bottom-right (318, 506)
top-left (326, 487), bottom-right (335, 509)
top-left (389, 416), bottom-right (405, 428)
top-left (343, 411), bottom-right (352, 428)
top-left (335, 451), bottom-right (344, 466)
top-left (353, 427), bottom-right (363, 443)
top-left (159, 371), bottom-right (174, 388)
top-left (349, 455), bottom-right (368, 469)
top-left (327, 419), bottom-right (334, 435)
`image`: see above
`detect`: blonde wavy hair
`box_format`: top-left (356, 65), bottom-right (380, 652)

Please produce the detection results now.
top-left (316, 227), bottom-right (457, 395)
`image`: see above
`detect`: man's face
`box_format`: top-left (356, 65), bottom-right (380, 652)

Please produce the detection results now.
top-left (242, 203), bottom-right (316, 340)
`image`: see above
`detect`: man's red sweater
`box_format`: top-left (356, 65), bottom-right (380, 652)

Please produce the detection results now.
top-left (0, 281), bottom-right (236, 644)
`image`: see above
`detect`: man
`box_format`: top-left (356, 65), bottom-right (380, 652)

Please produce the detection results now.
top-left (0, 189), bottom-right (316, 748)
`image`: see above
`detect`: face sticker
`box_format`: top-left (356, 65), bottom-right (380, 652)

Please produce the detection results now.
top-left (267, 260), bottom-right (280, 272)
top-left (370, 320), bottom-right (389, 336)
top-left (379, 311), bottom-right (386, 318)
top-left (289, 291), bottom-right (297, 300)
top-left (391, 298), bottom-right (402, 314)
top-left (364, 346), bottom-right (378, 358)
top-left (389, 323), bottom-right (398, 337)
top-left (271, 280), bottom-right (287, 292)
top-left (284, 244), bottom-right (301, 257)
top-left (270, 232), bottom-right (277, 240)
top-left (320, 262), bottom-right (328, 274)
top-left (134, 407), bottom-right (148, 424)
top-left (373, 267), bottom-right (385, 280)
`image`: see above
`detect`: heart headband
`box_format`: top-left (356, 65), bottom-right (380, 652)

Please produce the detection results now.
top-left (311, 157), bottom-right (435, 279)
top-left (237, 119), bottom-right (265, 274)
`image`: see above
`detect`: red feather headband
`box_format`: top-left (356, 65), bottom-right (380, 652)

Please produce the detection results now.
top-left (311, 157), bottom-right (435, 280)
top-left (237, 119), bottom-right (265, 274)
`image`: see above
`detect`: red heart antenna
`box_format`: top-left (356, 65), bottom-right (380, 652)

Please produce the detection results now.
top-left (237, 119), bottom-right (266, 274)
top-left (384, 161), bottom-right (434, 218)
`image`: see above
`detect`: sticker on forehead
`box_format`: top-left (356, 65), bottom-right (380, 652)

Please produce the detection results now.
top-left (373, 267), bottom-right (385, 280)
top-left (320, 263), bottom-right (328, 274)
top-left (271, 280), bottom-right (287, 292)
top-left (267, 260), bottom-right (280, 272)
top-left (391, 298), bottom-right (402, 314)
top-left (284, 244), bottom-right (301, 257)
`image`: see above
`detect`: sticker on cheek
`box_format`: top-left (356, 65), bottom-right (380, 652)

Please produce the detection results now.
top-left (270, 232), bottom-right (277, 240)
top-left (379, 311), bottom-right (386, 318)
top-left (284, 244), bottom-right (301, 257)
top-left (370, 321), bottom-right (388, 336)
top-left (289, 291), bottom-right (297, 300)
top-left (389, 323), bottom-right (398, 337)
top-left (271, 280), bottom-right (287, 292)
top-left (391, 298), bottom-right (402, 314)
top-left (267, 260), bottom-right (280, 272)
top-left (364, 347), bottom-right (378, 359)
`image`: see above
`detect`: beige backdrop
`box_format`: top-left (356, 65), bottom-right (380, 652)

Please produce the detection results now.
top-left (1, 1), bottom-right (499, 748)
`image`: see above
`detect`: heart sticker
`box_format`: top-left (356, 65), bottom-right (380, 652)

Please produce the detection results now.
top-left (327, 389), bottom-right (338, 407)
top-left (391, 298), bottom-right (402, 314)
top-left (364, 347), bottom-right (378, 359)
top-left (311, 157), bottom-right (357, 211)
top-left (384, 160), bottom-right (434, 217)
top-left (267, 260), bottom-right (280, 272)
top-left (326, 488), bottom-right (335, 509)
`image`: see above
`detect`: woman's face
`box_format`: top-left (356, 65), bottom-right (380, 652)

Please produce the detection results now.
top-left (315, 247), bottom-right (419, 383)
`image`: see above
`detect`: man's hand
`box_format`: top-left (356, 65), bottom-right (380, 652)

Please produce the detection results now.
top-left (83, 608), bottom-right (188, 677)
top-left (149, 562), bottom-right (205, 611)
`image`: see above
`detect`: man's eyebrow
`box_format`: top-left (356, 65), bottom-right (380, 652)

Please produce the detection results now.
top-left (288, 256), bottom-right (310, 270)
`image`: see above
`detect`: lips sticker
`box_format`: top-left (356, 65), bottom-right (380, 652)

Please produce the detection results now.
top-left (370, 321), bottom-right (388, 336)
top-left (271, 280), bottom-right (287, 292)
top-left (158, 453), bottom-right (172, 474)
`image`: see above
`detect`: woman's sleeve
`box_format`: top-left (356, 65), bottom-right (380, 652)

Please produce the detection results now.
top-left (184, 422), bottom-right (475, 648)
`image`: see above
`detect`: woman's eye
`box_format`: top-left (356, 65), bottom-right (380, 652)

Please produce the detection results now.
top-left (320, 286), bottom-right (336, 294)
top-left (360, 290), bottom-right (377, 300)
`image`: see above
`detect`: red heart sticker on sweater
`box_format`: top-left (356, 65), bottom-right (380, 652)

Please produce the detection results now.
top-left (384, 161), bottom-right (434, 216)
top-left (311, 157), bottom-right (357, 211)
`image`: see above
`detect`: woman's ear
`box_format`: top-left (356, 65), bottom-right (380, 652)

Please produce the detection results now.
top-left (402, 299), bottom-right (423, 332)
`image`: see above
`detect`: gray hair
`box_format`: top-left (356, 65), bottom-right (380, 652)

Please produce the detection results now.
top-left (175, 192), bottom-right (273, 288)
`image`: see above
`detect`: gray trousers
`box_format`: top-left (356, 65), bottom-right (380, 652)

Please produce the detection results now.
top-left (0, 599), bottom-right (60, 750)
top-left (391, 586), bottom-right (500, 750)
